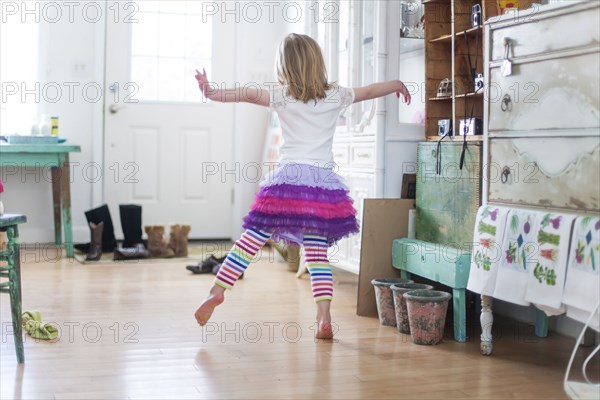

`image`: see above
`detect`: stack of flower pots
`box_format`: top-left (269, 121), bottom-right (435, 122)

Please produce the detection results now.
top-left (373, 278), bottom-right (452, 345)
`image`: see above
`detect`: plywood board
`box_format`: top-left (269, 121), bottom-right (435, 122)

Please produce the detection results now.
top-left (356, 199), bottom-right (415, 317)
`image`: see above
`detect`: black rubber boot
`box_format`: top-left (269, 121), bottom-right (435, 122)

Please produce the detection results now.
top-left (119, 204), bottom-right (144, 248)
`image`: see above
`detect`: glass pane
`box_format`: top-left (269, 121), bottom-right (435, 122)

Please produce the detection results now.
top-left (338, 1), bottom-right (349, 87)
top-left (316, 0), bottom-right (327, 50)
top-left (131, 12), bottom-right (159, 57)
top-left (186, 1), bottom-right (206, 15)
top-left (186, 15), bottom-right (212, 59)
top-left (159, 13), bottom-right (186, 57)
top-left (158, 58), bottom-right (185, 101)
top-left (360, 1), bottom-right (375, 118)
top-left (399, 1), bottom-right (425, 124)
top-left (159, 0), bottom-right (188, 14)
top-left (361, 1), bottom-right (375, 87)
top-left (337, 1), bottom-right (350, 128)
top-left (401, 0), bottom-right (425, 38)
top-left (0, 15), bottom-right (38, 134)
top-left (131, 3), bottom-right (211, 102)
top-left (137, 0), bottom-right (159, 13)
top-left (398, 47), bottom-right (425, 124)
top-left (131, 56), bottom-right (158, 101)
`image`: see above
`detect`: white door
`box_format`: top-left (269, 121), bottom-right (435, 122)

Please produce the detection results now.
top-left (104, 1), bottom-right (234, 239)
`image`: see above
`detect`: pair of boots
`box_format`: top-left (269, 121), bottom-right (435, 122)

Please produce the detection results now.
top-left (80, 204), bottom-right (147, 261)
top-left (145, 224), bottom-right (191, 258)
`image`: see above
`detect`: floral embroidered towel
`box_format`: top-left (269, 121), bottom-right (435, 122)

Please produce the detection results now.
top-left (563, 216), bottom-right (600, 331)
top-left (493, 209), bottom-right (543, 306)
top-left (525, 212), bottom-right (576, 316)
top-left (467, 206), bottom-right (511, 296)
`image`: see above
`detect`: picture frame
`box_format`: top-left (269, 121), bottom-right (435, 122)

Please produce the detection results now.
top-left (401, 173), bottom-right (417, 199)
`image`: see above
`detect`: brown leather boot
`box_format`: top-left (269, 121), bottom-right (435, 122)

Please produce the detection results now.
top-left (168, 224), bottom-right (191, 257)
top-left (168, 224), bottom-right (181, 256)
top-left (145, 225), bottom-right (175, 258)
top-left (86, 221), bottom-right (104, 261)
top-left (177, 225), bottom-right (191, 257)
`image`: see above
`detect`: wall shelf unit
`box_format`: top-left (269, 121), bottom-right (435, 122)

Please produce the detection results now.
top-left (424, 0), bottom-right (501, 140)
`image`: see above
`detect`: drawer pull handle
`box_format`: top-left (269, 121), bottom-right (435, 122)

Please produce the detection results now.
top-left (501, 166), bottom-right (511, 183)
top-left (501, 94), bottom-right (512, 112)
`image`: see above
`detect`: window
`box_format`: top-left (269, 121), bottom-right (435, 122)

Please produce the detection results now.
top-left (0, 11), bottom-right (39, 135)
top-left (309, 1), bottom-right (377, 132)
top-left (131, 1), bottom-right (212, 102)
top-left (336, 1), bottom-right (350, 127)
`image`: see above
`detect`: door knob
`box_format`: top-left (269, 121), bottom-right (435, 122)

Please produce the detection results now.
top-left (109, 104), bottom-right (120, 114)
top-left (501, 94), bottom-right (512, 112)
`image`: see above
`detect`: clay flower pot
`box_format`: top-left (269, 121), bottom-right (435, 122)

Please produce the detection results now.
top-left (371, 278), bottom-right (413, 326)
top-left (404, 290), bottom-right (452, 345)
top-left (391, 283), bottom-right (434, 334)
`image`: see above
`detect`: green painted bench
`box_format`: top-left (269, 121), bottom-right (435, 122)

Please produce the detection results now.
top-left (392, 238), bottom-right (471, 342)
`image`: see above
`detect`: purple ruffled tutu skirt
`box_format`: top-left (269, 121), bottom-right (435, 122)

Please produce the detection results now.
top-left (242, 163), bottom-right (360, 246)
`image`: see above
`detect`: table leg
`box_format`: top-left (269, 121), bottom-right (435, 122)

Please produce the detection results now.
top-left (60, 160), bottom-right (74, 258)
top-left (51, 167), bottom-right (62, 245)
top-left (452, 288), bottom-right (466, 342)
top-left (480, 295), bottom-right (493, 356)
top-left (400, 270), bottom-right (410, 280)
top-left (7, 225), bottom-right (24, 363)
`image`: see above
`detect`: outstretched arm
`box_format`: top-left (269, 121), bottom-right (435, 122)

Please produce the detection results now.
top-left (353, 80), bottom-right (411, 105)
top-left (195, 68), bottom-right (270, 107)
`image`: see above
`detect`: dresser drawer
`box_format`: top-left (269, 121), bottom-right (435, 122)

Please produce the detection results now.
top-left (350, 144), bottom-right (375, 167)
top-left (491, 3), bottom-right (599, 61)
top-left (332, 144), bottom-right (349, 166)
top-left (488, 137), bottom-right (600, 211)
top-left (488, 51), bottom-right (600, 132)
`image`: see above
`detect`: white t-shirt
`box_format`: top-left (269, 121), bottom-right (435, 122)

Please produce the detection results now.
top-left (270, 85), bottom-right (355, 167)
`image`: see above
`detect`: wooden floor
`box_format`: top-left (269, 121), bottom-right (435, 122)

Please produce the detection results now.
top-left (0, 246), bottom-right (595, 399)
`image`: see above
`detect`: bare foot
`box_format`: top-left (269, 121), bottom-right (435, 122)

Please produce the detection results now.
top-left (195, 286), bottom-right (225, 326)
top-left (315, 320), bottom-right (334, 340)
top-left (315, 300), bottom-right (333, 340)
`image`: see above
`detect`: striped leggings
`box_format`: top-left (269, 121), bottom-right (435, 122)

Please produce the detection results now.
top-left (214, 229), bottom-right (334, 302)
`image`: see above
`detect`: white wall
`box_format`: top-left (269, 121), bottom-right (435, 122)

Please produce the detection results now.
top-left (1, 1), bottom-right (105, 244)
top-left (383, 138), bottom-right (419, 199)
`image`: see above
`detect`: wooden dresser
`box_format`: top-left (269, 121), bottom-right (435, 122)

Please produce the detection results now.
top-left (478, 1), bottom-right (600, 355)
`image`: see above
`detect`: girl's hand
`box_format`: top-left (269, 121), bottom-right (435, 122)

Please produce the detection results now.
top-left (195, 68), bottom-right (209, 94)
top-left (396, 82), bottom-right (411, 105)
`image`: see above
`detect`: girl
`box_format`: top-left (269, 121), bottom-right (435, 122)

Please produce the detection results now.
top-left (194, 33), bottom-right (410, 339)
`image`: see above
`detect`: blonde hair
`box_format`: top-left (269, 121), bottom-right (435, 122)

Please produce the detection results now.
top-left (276, 33), bottom-right (333, 102)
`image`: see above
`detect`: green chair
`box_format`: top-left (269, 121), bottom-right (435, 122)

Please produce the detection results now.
top-left (0, 214), bottom-right (26, 363)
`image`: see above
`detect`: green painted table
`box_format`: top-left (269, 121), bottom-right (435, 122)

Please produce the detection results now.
top-left (0, 144), bottom-right (80, 257)
top-left (0, 214), bottom-right (26, 363)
